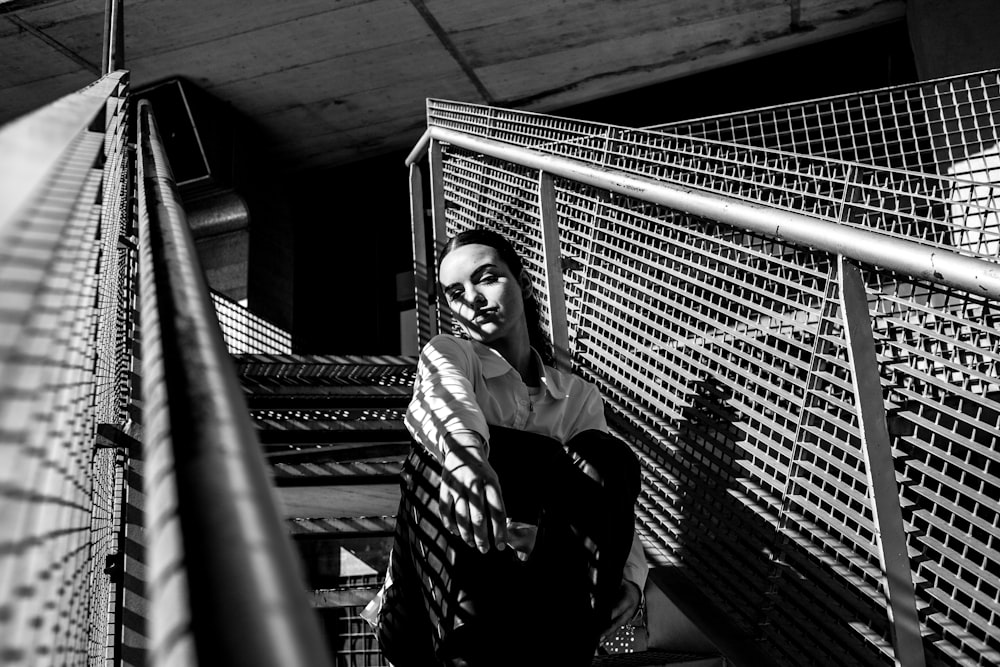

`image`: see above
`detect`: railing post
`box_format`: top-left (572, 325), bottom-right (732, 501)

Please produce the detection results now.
top-left (409, 161), bottom-right (438, 347)
top-left (538, 171), bottom-right (571, 370)
top-left (428, 137), bottom-right (449, 333)
top-left (102, 0), bottom-right (124, 74)
top-left (838, 255), bottom-right (926, 667)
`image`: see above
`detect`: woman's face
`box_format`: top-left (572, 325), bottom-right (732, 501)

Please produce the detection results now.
top-left (439, 243), bottom-right (528, 346)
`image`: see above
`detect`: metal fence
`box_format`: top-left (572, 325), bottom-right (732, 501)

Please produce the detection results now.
top-left (410, 70), bottom-right (1000, 667)
top-left (211, 291), bottom-right (293, 355)
top-left (648, 69), bottom-right (1000, 185)
top-left (0, 71), bottom-right (302, 667)
top-left (0, 71), bottom-right (133, 666)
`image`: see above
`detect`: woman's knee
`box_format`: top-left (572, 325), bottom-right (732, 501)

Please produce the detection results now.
top-left (565, 430), bottom-right (640, 497)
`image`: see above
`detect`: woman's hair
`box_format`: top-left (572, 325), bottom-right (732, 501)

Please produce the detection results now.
top-left (440, 228), bottom-right (553, 364)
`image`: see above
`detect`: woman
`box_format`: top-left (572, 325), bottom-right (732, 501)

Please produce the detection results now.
top-left (366, 228), bottom-right (647, 666)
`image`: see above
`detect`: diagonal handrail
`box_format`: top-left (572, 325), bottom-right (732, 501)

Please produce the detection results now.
top-left (425, 125), bottom-right (1000, 300)
top-left (136, 99), bottom-right (332, 667)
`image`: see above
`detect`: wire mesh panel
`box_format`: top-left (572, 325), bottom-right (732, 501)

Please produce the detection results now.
top-left (872, 274), bottom-right (1000, 665)
top-left (0, 72), bottom-right (131, 666)
top-left (88, 447), bottom-right (126, 665)
top-left (419, 75), bottom-right (1000, 667)
top-left (211, 291), bottom-right (293, 354)
top-left (428, 91), bottom-right (1000, 263)
top-left (649, 69), bottom-right (1000, 181)
top-left (323, 607), bottom-right (390, 667)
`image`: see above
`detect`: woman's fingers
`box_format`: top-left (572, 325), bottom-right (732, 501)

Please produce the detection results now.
top-left (439, 482), bottom-right (456, 535)
top-left (454, 495), bottom-right (473, 546)
top-left (439, 449), bottom-right (508, 552)
top-left (469, 479), bottom-right (490, 552)
top-left (483, 480), bottom-right (508, 548)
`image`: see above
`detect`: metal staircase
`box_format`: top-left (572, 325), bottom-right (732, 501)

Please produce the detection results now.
top-left (3, 61), bottom-right (1000, 667)
top-left (237, 354), bottom-right (412, 665)
top-left (235, 353), bottom-right (730, 666)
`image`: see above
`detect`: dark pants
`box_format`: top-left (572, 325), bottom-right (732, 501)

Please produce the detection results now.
top-left (376, 426), bottom-right (640, 667)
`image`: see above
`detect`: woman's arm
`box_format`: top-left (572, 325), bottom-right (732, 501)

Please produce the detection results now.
top-left (439, 431), bottom-right (509, 553)
top-left (406, 335), bottom-right (491, 460)
top-left (406, 335), bottom-right (509, 551)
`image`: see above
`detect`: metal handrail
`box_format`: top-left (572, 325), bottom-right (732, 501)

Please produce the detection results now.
top-left (423, 126), bottom-right (1000, 300)
top-left (137, 99), bottom-right (332, 667)
top-left (405, 128), bottom-right (431, 166)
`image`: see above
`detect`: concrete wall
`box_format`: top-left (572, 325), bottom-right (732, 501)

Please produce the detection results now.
top-left (908, 0), bottom-right (1000, 79)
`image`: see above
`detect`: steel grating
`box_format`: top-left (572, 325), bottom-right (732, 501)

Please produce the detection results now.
top-left (420, 70), bottom-right (1000, 667)
top-left (429, 75), bottom-right (1000, 263)
top-left (212, 290), bottom-right (293, 355)
top-left (235, 354), bottom-right (416, 388)
top-left (0, 72), bottom-right (133, 667)
top-left (649, 69), bottom-right (1000, 183)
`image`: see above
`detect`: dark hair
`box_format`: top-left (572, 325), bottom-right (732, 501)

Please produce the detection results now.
top-left (440, 228), bottom-right (553, 364)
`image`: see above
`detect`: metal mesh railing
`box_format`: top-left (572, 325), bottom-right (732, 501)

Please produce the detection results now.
top-left (648, 69), bottom-right (1000, 181)
top-left (0, 71), bottom-right (133, 667)
top-left (211, 291), bottom-right (293, 355)
top-left (427, 83), bottom-right (1000, 263)
top-left (415, 70), bottom-right (1000, 667)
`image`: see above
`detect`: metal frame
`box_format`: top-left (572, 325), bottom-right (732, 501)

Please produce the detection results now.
top-left (838, 256), bottom-right (925, 667)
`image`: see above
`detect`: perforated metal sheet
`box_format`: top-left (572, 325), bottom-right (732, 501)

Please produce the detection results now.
top-left (420, 70), bottom-right (1000, 667)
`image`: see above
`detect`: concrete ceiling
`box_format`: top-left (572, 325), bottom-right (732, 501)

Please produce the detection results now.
top-left (1, 0), bottom-right (905, 172)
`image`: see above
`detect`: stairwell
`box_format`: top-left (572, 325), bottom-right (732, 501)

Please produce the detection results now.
top-left (236, 353), bottom-right (731, 667)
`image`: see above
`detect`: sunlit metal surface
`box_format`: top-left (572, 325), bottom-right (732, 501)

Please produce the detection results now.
top-left (0, 71), bottom-right (131, 667)
top-left (416, 70), bottom-right (1000, 666)
top-left (137, 99), bottom-right (332, 667)
top-left (211, 291), bottom-right (292, 354)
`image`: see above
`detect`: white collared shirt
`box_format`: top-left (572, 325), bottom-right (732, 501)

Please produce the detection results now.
top-left (406, 334), bottom-right (607, 456)
top-left (405, 333), bottom-right (648, 592)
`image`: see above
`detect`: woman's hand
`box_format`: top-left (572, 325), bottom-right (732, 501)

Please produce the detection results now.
top-left (439, 433), bottom-right (509, 553)
top-left (601, 580), bottom-right (642, 641)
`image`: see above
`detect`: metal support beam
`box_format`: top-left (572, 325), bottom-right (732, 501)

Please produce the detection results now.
top-left (428, 138), bottom-right (449, 334)
top-left (838, 255), bottom-right (926, 667)
top-left (410, 161), bottom-right (438, 347)
top-left (102, 0), bottom-right (124, 74)
top-left (538, 171), bottom-right (571, 370)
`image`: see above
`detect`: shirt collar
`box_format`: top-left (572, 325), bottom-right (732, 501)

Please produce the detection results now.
top-left (471, 341), bottom-right (568, 400)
